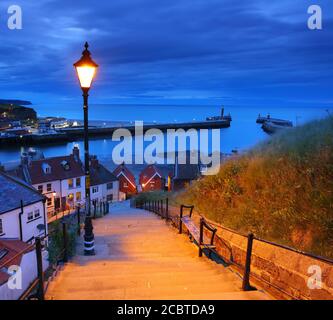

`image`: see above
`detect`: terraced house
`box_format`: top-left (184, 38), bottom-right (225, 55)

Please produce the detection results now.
top-left (21, 147), bottom-right (86, 216)
top-left (0, 172), bottom-right (47, 243)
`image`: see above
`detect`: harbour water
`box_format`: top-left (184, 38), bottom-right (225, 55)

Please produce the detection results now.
top-left (0, 103), bottom-right (330, 166)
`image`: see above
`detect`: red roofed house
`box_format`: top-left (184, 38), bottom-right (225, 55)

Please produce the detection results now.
top-left (0, 240), bottom-right (48, 300)
top-left (21, 146), bottom-right (86, 216)
top-left (113, 163), bottom-right (137, 199)
top-left (139, 164), bottom-right (165, 192)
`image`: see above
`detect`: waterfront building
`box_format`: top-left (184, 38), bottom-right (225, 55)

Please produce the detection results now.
top-left (113, 163), bottom-right (137, 199)
top-left (139, 164), bottom-right (165, 192)
top-left (0, 172), bottom-right (47, 243)
top-left (89, 155), bottom-right (119, 204)
top-left (22, 147), bottom-right (86, 216)
top-left (170, 154), bottom-right (201, 191)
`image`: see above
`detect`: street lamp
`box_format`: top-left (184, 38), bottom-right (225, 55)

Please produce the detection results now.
top-left (74, 42), bottom-right (98, 256)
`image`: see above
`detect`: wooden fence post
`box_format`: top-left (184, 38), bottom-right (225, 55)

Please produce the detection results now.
top-left (35, 238), bottom-right (44, 300)
top-left (242, 233), bottom-right (254, 291)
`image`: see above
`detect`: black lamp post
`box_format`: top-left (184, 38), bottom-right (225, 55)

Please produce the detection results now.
top-left (74, 42), bottom-right (98, 256)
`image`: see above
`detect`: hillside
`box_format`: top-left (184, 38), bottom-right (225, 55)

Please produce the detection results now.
top-left (0, 99), bottom-right (32, 105)
top-left (0, 104), bottom-right (37, 121)
top-left (174, 116), bottom-right (333, 258)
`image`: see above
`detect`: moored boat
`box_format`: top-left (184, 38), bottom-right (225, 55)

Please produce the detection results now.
top-left (256, 114), bottom-right (293, 127)
top-left (262, 121), bottom-right (293, 134)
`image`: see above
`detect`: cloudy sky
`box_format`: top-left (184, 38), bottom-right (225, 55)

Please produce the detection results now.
top-left (0, 0), bottom-right (332, 107)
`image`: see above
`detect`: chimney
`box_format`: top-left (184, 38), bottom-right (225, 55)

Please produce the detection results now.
top-left (90, 155), bottom-right (99, 169)
top-left (73, 146), bottom-right (80, 162)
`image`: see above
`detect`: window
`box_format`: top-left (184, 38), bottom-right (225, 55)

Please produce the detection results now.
top-left (47, 183), bottom-right (52, 192)
top-left (34, 209), bottom-right (41, 219)
top-left (76, 192), bottom-right (81, 201)
top-left (47, 198), bottom-right (52, 207)
top-left (0, 219), bottom-right (3, 235)
top-left (92, 186), bottom-right (99, 194)
top-left (0, 248), bottom-right (8, 259)
top-left (68, 193), bottom-right (74, 202)
top-left (76, 177), bottom-right (81, 187)
top-left (27, 212), bottom-right (33, 221)
top-left (68, 178), bottom-right (74, 189)
top-left (38, 185), bottom-right (43, 193)
top-left (107, 182), bottom-right (113, 190)
top-left (107, 194), bottom-right (113, 202)
top-left (42, 163), bottom-right (51, 174)
top-left (123, 182), bottom-right (128, 188)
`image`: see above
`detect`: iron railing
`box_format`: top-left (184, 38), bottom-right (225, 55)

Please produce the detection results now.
top-left (134, 198), bottom-right (333, 300)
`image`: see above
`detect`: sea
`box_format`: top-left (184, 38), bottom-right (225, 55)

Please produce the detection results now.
top-left (0, 103), bottom-right (330, 167)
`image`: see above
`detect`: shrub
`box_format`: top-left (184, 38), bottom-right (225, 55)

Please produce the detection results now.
top-left (175, 116), bottom-right (333, 258)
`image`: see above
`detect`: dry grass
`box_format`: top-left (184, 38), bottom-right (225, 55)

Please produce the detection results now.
top-left (174, 116), bottom-right (333, 258)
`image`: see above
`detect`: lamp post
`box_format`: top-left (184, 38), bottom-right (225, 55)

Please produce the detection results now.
top-left (74, 42), bottom-right (98, 256)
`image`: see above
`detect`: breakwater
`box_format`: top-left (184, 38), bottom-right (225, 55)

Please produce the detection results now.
top-left (0, 119), bottom-right (230, 146)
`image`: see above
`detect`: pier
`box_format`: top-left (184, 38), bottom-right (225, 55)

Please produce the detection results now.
top-left (0, 119), bottom-right (230, 146)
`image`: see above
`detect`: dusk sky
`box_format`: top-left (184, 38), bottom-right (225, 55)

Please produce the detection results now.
top-left (0, 0), bottom-right (332, 107)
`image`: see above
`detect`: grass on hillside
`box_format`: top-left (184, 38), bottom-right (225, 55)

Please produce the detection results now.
top-left (173, 116), bottom-right (333, 259)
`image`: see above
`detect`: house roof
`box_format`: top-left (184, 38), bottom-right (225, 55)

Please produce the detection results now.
top-left (139, 165), bottom-right (163, 185)
top-left (0, 172), bottom-right (45, 215)
top-left (25, 154), bottom-right (85, 184)
top-left (113, 164), bottom-right (136, 188)
top-left (0, 240), bottom-right (33, 285)
top-left (173, 153), bottom-right (200, 181)
top-left (90, 162), bottom-right (118, 187)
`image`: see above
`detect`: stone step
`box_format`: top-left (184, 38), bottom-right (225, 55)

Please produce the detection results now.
top-left (46, 203), bottom-right (271, 300)
top-left (48, 272), bottom-right (240, 295)
top-left (46, 280), bottom-right (241, 300)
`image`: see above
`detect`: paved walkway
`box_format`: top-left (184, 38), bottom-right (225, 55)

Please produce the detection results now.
top-left (46, 201), bottom-right (271, 300)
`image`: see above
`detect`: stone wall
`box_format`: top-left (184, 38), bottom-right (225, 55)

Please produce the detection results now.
top-left (168, 205), bottom-right (333, 300)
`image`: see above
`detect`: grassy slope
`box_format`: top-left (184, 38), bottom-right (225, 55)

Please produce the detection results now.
top-left (174, 116), bottom-right (333, 258)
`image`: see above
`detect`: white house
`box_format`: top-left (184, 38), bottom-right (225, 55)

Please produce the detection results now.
top-left (0, 172), bottom-right (48, 243)
top-left (22, 147), bottom-right (86, 216)
top-left (89, 155), bottom-right (119, 204)
top-left (0, 239), bottom-right (49, 300)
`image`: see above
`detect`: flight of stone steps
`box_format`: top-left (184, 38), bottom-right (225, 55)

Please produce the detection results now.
top-left (46, 201), bottom-right (271, 300)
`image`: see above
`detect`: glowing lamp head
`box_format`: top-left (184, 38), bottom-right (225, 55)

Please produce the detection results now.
top-left (74, 42), bottom-right (98, 90)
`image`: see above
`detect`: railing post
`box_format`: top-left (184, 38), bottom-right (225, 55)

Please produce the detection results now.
top-left (77, 206), bottom-right (81, 236)
top-left (242, 233), bottom-right (254, 291)
top-left (166, 198), bottom-right (169, 220)
top-left (35, 238), bottom-right (44, 300)
top-left (179, 205), bottom-right (183, 234)
top-left (199, 218), bottom-right (204, 257)
top-left (62, 222), bottom-right (68, 263)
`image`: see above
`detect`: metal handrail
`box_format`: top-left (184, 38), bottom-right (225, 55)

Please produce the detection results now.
top-left (137, 198), bottom-right (333, 299)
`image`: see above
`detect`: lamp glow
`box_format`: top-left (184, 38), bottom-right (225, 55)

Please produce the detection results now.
top-left (76, 66), bottom-right (96, 89)
top-left (74, 42), bottom-right (98, 90)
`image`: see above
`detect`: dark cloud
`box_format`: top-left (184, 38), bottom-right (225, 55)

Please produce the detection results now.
top-left (0, 0), bottom-right (332, 107)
